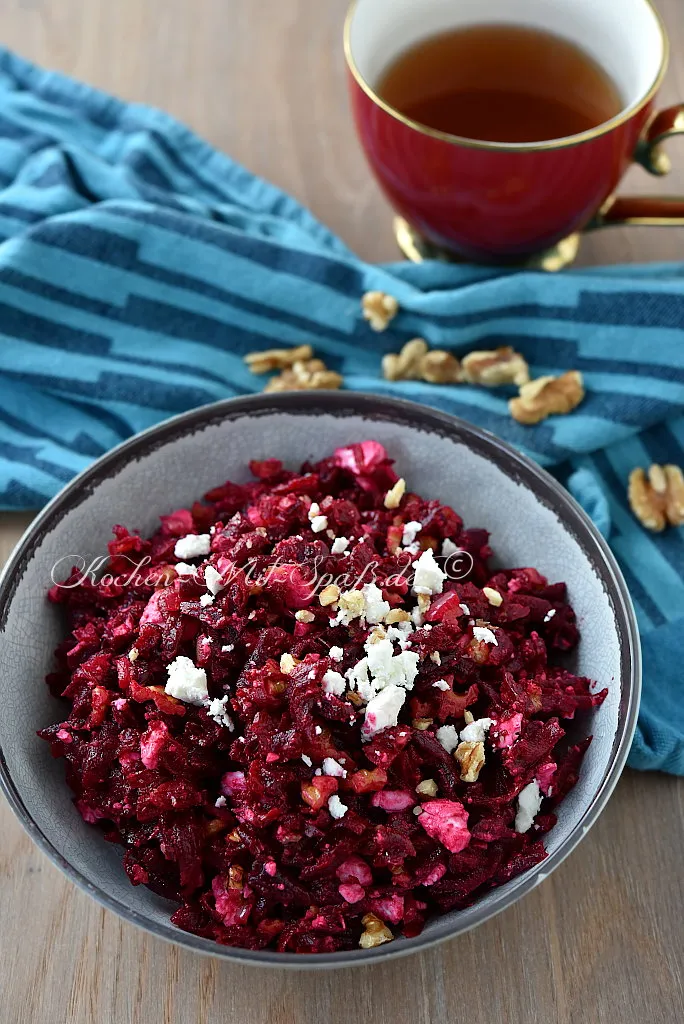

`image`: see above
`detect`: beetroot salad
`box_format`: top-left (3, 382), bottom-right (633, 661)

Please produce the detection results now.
top-left (40, 441), bottom-right (607, 954)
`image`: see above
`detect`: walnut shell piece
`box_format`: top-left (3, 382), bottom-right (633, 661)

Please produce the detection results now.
top-left (628, 463), bottom-right (684, 531)
top-left (362, 290), bottom-right (399, 332)
top-left (509, 371), bottom-right (585, 425)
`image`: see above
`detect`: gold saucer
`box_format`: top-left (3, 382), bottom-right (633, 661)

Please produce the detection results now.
top-left (394, 217), bottom-right (582, 272)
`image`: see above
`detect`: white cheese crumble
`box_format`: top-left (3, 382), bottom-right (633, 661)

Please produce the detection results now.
top-left (362, 683), bottom-right (406, 739)
top-left (331, 536), bottom-right (349, 555)
top-left (412, 548), bottom-right (447, 596)
top-left (206, 695), bottom-right (234, 730)
top-left (328, 794), bottom-right (348, 819)
top-left (402, 521), bottom-right (423, 547)
top-left (322, 669), bottom-right (346, 697)
top-left (473, 625), bottom-right (498, 646)
top-left (215, 796), bottom-right (227, 808)
top-left (432, 679), bottom-right (450, 691)
top-left (301, 754), bottom-right (312, 767)
top-left (165, 656), bottom-right (209, 705)
top-left (459, 603), bottom-right (470, 616)
top-left (221, 644), bottom-right (234, 653)
top-left (204, 565), bottom-right (226, 596)
top-left (175, 562), bottom-right (198, 576)
top-left (544, 609), bottom-right (556, 623)
top-left (430, 652), bottom-right (441, 665)
top-left (308, 502), bottom-right (328, 533)
top-left (322, 757), bottom-right (347, 778)
top-left (329, 646), bottom-right (344, 662)
top-left (199, 594), bottom-right (214, 607)
top-left (460, 717), bottom-right (494, 743)
top-left (174, 534), bottom-right (211, 560)
top-left (411, 605), bottom-right (424, 627)
top-left (441, 538), bottom-right (461, 558)
top-left (436, 724), bottom-right (460, 753)
top-left (515, 780), bottom-right (543, 833)
top-left (362, 583), bottom-right (391, 624)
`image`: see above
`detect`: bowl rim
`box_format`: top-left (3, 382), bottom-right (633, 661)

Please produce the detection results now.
top-left (0, 391), bottom-right (641, 968)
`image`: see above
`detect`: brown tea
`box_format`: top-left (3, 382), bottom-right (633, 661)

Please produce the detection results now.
top-left (376, 24), bottom-right (623, 143)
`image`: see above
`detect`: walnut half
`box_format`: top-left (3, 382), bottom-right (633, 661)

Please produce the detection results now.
top-left (461, 346), bottom-right (530, 387)
top-left (362, 291), bottom-right (399, 332)
top-left (382, 338), bottom-right (429, 381)
top-left (628, 464), bottom-right (684, 532)
top-left (509, 371), bottom-right (585, 425)
top-left (359, 913), bottom-right (394, 948)
top-left (454, 740), bottom-right (485, 782)
top-left (264, 358), bottom-right (343, 393)
top-left (244, 344), bottom-right (313, 375)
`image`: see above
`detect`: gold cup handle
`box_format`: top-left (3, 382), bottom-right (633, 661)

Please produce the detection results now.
top-left (595, 104), bottom-right (684, 227)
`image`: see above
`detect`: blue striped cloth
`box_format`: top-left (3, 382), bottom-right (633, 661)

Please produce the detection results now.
top-left (0, 49), bottom-right (682, 775)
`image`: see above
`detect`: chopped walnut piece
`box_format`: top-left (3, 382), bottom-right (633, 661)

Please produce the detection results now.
top-left (415, 778), bottom-right (438, 797)
top-left (628, 463), bottom-right (684, 531)
top-left (362, 290), bottom-right (399, 332)
top-left (228, 865), bottom-right (244, 889)
top-left (412, 717), bottom-right (433, 730)
top-left (319, 584), bottom-right (340, 607)
top-left (359, 913), bottom-right (394, 948)
top-left (454, 740), bottom-right (486, 782)
top-left (463, 710), bottom-right (474, 726)
top-left (264, 358), bottom-right (343, 393)
top-left (385, 608), bottom-right (411, 624)
top-left (295, 609), bottom-right (315, 623)
top-left (382, 338), bottom-right (429, 381)
top-left (461, 346), bottom-right (530, 387)
top-left (244, 344), bottom-right (313, 374)
top-left (280, 653), bottom-right (297, 675)
top-left (420, 350), bottom-right (462, 384)
top-left (509, 371), bottom-right (585, 425)
top-left (128, 648), bottom-right (139, 663)
top-left (483, 587), bottom-right (503, 607)
top-left (384, 478), bottom-right (406, 509)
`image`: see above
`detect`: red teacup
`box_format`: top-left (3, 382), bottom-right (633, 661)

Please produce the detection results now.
top-left (345, 0), bottom-right (684, 264)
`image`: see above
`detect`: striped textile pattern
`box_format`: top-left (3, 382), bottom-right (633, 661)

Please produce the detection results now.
top-left (0, 49), bottom-right (681, 773)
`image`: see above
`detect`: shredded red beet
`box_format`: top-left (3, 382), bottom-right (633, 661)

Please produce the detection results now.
top-left (40, 441), bottom-right (607, 953)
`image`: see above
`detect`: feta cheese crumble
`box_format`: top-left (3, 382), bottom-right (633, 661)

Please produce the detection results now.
top-left (165, 656), bottom-right (209, 705)
top-left (322, 757), bottom-right (347, 778)
top-left (322, 669), bottom-right (346, 697)
top-left (402, 521), bottom-right (423, 547)
top-left (331, 536), bottom-right (350, 555)
top-left (435, 724), bottom-right (460, 753)
top-left (361, 684), bottom-right (406, 740)
top-left (412, 548), bottom-right (447, 596)
top-left (441, 538), bottom-right (461, 558)
top-left (206, 695), bottom-right (234, 730)
top-left (544, 608), bottom-right (556, 623)
top-left (460, 717), bottom-right (494, 744)
top-left (175, 562), bottom-right (198, 576)
top-left (515, 780), bottom-right (543, 833)
top-left (328, 794), bottom-right (348, 819)
top-left (199, 593), bottom-right (214, 607)
top-left (204, 565), bottom-right (226, 596)
top-left (301, 755), bottom-right (312, 767)
top-left (473, 625), bottom-right (498, 646)
top-left (432, 679), bottom-right (450, 691)
top-left (329, 646), bottom-right (344, 662)
top-left (308, 502), bottom-right (328, 533)
top-left (361, 583), bottom-right (390, 624)
top-left (174, 534), bottom-right (211, 560)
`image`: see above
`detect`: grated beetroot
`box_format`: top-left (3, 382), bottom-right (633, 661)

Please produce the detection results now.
top-left (40, 442), bottom-right (607, 954)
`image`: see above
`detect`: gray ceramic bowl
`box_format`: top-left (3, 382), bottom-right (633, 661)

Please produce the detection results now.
top-left (0, 392), bottom-right (640, 967)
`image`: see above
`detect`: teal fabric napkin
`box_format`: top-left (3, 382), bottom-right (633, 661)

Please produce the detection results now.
top-left (0, 48), bottom-right (682, 773)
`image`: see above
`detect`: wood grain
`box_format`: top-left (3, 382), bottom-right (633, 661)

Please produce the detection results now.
top-left (0, 2), bottom-right (683, 1022)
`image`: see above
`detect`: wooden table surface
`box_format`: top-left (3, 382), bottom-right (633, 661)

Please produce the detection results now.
top-left (1, 2), bottom-right (683, 1022)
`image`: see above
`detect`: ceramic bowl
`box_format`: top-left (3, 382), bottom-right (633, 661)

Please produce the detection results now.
top-left (0, 392), bottom-right (640, 967)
